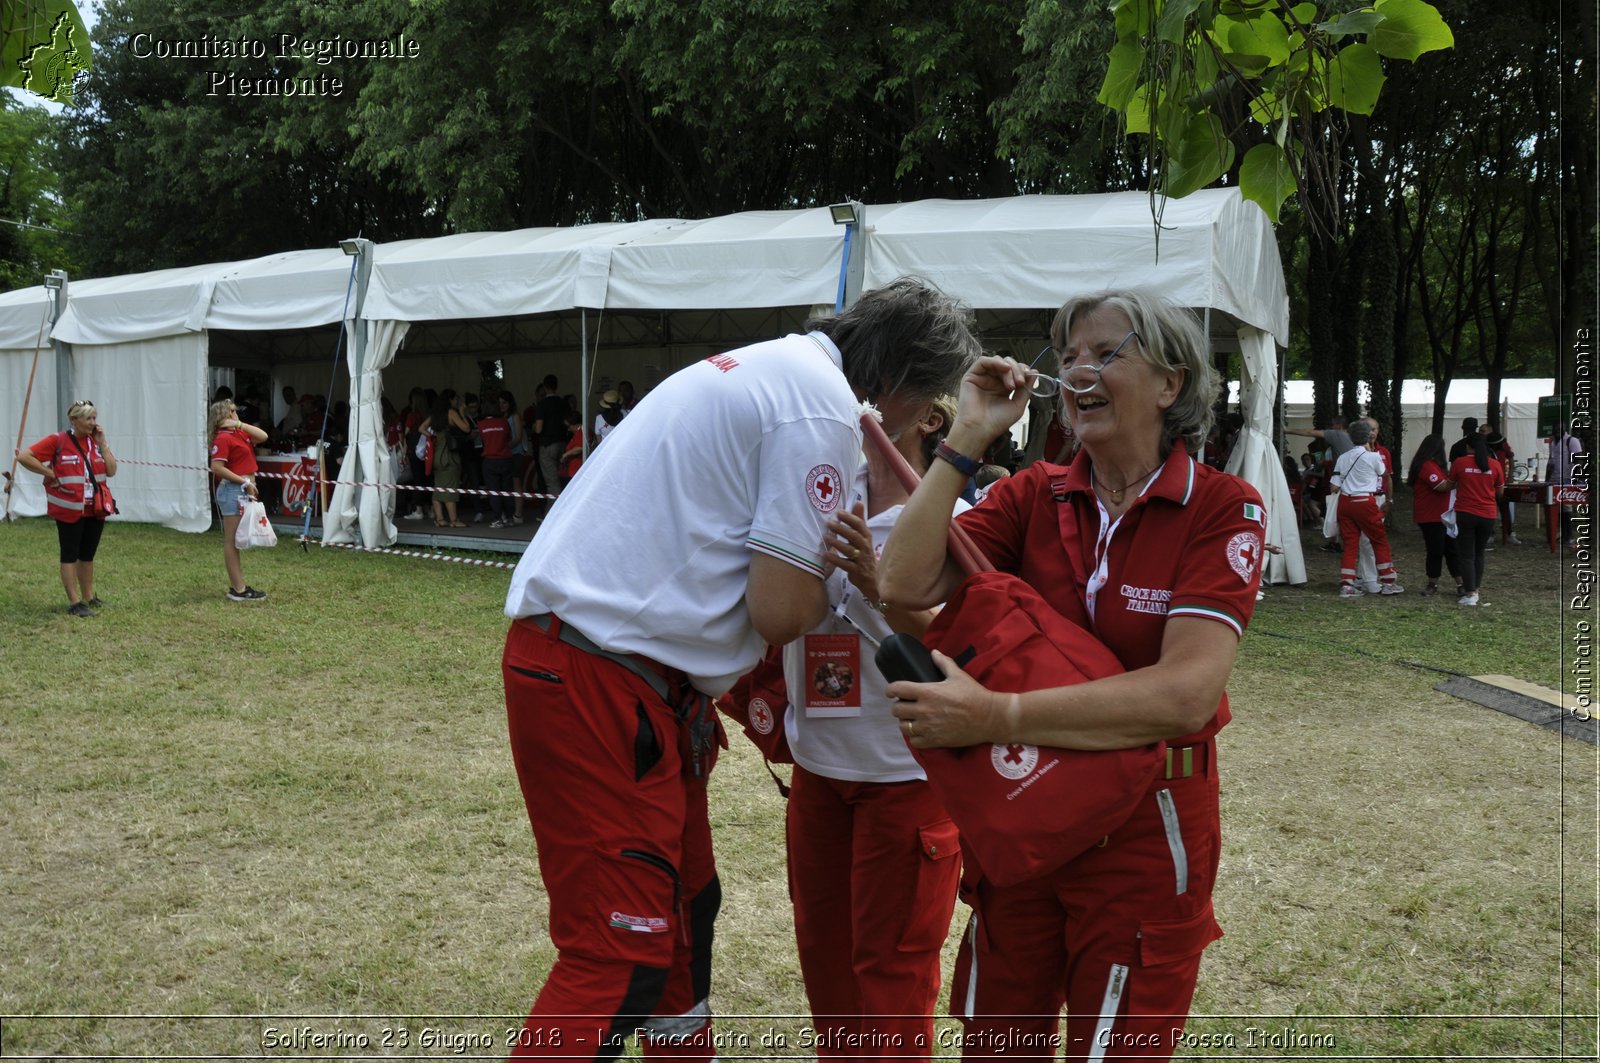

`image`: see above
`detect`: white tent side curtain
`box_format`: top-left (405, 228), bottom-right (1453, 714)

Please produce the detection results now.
top-left (74, 335), bottom-right (212, 532)
top-left (2, 345), bottom-right (61, 517)
top-left (1226, 326), bottom-right (1305, 586)
top-left (324, 319), bottom-right (410, 548)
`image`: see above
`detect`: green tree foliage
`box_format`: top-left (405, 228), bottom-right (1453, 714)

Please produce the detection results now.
top-left (55, 0), bottom-right (1147, 269)
top-left (39, 0), bottom-right (1581, 437)
top-left (1097, 0), bottom-right (1453, 228)
top-left (55, 0), bottom-right (439, 275)
top-left (0, 94), bottom-right (74, 291)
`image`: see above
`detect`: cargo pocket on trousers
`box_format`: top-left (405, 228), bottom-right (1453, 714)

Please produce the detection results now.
top-left (580, 849), bottom-right (680, 968)
top-left (898, 820), bottom-right (962, 953)
top-left (1137, 901), bottom-right (1223, 969)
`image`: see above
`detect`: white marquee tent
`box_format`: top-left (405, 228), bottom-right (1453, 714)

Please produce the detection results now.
top-left (1275, 378), bottom-right (1557, 474)
top-left (1, 189), bottom-right (1302, 581)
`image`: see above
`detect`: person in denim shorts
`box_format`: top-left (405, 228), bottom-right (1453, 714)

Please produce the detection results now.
top-left (209, 399), bottom-right (268, 602)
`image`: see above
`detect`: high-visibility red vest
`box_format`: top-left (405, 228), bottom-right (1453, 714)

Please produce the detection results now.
top-left (43, 431), bottom-right (109, 524)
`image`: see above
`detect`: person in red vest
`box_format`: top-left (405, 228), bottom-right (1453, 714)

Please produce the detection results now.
top-left (17, 400), bottom-right (120, 617)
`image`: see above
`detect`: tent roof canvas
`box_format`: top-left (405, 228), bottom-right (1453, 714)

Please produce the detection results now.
top-left (0, 188), bottom-right (1288, 349)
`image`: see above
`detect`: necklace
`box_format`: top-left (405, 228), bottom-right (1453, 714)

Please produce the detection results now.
top-left (1091, 462), bottom-right (1161, 505)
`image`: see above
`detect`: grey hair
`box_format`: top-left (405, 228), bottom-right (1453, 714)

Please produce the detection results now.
top-left (1049, 290), bottom-right (1219, 454)
top-left (1348, 419), bottom-right (1372, 446)
top-left (805, 276), bottom-right (982, 405)
top-left (917, 393), bottom-right (959, 471)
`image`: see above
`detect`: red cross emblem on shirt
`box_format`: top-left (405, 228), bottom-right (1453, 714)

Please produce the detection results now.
top-left (806, 464), bottom-right (844, 513)
top-left (1003, 744), bottom-right (1028, 765)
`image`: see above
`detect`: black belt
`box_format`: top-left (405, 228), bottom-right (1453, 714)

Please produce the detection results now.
top-left (524, 614), bottom-right (719, 779)
top-left (527, 613), bottom-right (677, 703)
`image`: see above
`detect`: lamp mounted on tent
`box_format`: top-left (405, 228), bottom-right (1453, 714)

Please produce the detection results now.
top-left (829, 200), bottom-right (866, 312)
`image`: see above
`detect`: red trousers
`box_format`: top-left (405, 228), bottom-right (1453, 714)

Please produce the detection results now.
top-left (1337, 495), bottom-right (1397, 588)
top-left (503, 617), bottom-right (722, 1062)
top-left (786, 765), bottom-right (961, 1060)
top-left (949, 747), bottom-right (1222, 1061)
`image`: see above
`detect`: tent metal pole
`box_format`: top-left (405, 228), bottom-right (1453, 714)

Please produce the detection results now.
top-left (580, 309), bottom-right (590, 458)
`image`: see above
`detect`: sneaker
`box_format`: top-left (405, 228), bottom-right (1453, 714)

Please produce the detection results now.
top-left (86, 596), bottom-right (105, 608)
top-left (1322, 541), bottom-right (1343, 553)
top-left (510, 515), bottom-right (524, 526)
top-left (67, 601), bottom-right (95, 618)
top-left (227, 587), bottom-right (268, 602)
top-left (1458, 592), bottom-right (1479, 606)
top-left (1379, 584), bottom-right (1406, 596)
top-left (1421, 583), bottom-right (1438, 597)
top-left (489, 519), bottom-right (508, 529)
top-left (1339, 585), bottom-right (1364, 599)
top-left (402, 510), bottom-right (425, 520)
top-left (1507, 534), bottom-right (1522, 545)
top-left (473, 511), bottom-right (487, 523)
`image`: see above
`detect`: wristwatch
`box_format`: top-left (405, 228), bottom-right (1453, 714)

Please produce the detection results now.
top-left (934, 440), bottom-right (982, 478)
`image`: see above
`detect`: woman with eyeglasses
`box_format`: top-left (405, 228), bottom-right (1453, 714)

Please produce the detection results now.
top-left (17, 400), bottom-right (120, 617)
top-left (879, 290), bottom-right (1265, 1060)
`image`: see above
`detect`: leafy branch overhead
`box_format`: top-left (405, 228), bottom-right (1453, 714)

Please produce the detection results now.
top-left (1098, 0), bottom-right (1453, 226)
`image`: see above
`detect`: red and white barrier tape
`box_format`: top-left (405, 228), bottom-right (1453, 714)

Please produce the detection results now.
top-left (116, 458), bottom-right (554, 500)
top-left (300, 536), bottom-right (518, 570)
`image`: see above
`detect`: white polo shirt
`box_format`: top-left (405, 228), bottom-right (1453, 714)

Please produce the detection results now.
top-left (783, 472), bottom-right (970, 783)
top-left (1331, 447), bottom-right (1385, 495)
top-left (505, 332), bottom-right (862, 696)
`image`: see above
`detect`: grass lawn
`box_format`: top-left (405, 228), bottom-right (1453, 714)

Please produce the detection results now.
top-left (0, 502), bottom-right (1594, 1059)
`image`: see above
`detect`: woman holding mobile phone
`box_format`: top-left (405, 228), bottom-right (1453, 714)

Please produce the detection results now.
top-left (209, 399), bottom-right (269, 602)
top-left (17, 400), bottom-right (119, 617)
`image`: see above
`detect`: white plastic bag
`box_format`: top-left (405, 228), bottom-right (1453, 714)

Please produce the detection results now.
top-left (236, 499), bottom-right (279, 550)
top-left (1321, 491), bottom-right (1340, 541)
top-left (1440, 490), bottom-right (1458, 539)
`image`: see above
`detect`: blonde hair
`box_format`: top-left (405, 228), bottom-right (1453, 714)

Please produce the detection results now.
top-left (207, 399), bottom-right (237, 436)
top-left (67, 400), bottom-right (96, 421)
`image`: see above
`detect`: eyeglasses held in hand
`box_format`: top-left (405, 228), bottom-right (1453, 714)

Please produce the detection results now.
top-left (1027, 331), bottom-right (1142, 399)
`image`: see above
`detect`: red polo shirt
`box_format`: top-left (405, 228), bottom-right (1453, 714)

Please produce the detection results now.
top-left (955, 444), bottom-right (1265, 747)
top-left (1412, 460), bottom-right (1452, 524)
top-left (478, 415), bottom-right (512, 460)
top-left (1448, 455), bottom-right (1504, 519)
top-left (209, 428), bottom-right (258, 480)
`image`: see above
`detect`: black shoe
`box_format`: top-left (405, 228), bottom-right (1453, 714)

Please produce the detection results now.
top-left (85, 596), bottom-right (105, 608)
top-left (67, 602), bottom-right (96, 618)
top-left (227, 586), bottom-right (268, 602)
